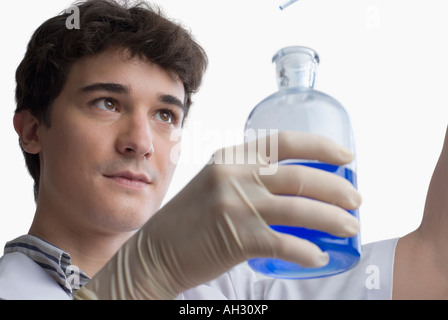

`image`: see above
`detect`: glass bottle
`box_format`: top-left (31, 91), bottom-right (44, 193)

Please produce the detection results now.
top-left (244, 46), bottom-right (361, 279)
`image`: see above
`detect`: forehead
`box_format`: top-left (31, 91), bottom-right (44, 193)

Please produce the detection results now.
top-left (63, 48), bottom-right (185, 101)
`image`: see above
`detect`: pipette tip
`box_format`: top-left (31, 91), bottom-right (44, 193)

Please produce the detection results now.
top-left (279, 0), bottom-right (299, 10)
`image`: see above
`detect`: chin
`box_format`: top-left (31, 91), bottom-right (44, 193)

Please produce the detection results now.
top-left (90, 202), bottom-right (157, 234)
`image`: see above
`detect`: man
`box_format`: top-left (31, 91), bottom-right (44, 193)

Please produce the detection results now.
top-left (0, 0), bottom-right (361, 299)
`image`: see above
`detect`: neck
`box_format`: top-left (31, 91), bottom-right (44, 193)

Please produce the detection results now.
top-left (28, 208), bottom-right (134, 278)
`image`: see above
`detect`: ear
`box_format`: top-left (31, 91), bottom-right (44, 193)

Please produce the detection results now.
top-left (13, 111), bottom-right (42, 154)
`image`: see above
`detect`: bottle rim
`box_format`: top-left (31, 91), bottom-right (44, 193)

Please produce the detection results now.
top-left (272, 46), bottom-right (320, 64)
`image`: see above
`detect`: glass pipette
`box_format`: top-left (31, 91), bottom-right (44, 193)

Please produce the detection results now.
top-left (279, 0), bottom-right (299, 10)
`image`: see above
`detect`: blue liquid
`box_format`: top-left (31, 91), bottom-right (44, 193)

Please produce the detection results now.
top-left (248, 162), bottom-right (361, 279)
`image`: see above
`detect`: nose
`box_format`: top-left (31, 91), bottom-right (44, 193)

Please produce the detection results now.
top-left (116, 112), bottom-right (154, 159)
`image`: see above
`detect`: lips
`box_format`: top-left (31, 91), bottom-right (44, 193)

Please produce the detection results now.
top-left (104, 171), bottom-right (151, 189)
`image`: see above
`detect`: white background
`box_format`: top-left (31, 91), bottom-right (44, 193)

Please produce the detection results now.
top-left (1, 0), bottom-right (447, 249)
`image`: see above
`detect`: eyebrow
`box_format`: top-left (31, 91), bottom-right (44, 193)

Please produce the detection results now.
top-left (157, 93), bottom-right (186, 114)
top-left (79, 82), bottom-right (186, 113)
top-left (80, 82), bottom-right (130, 94)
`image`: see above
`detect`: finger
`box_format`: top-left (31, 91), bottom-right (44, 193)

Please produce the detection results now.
top-left (266, 231), bottom-right (330, 268)
top-left (257, 131), bottom-right (354, 166)
top-left (258, 195), bottom-right (360, 238)
top-left (258, 164), bottom-right (362, 210)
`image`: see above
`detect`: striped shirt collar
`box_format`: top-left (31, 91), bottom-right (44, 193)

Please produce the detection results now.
top-left (4, 235), bottom-right (90, 297)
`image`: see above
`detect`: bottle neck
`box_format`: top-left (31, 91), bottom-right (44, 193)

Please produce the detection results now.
top-left (273, 46), bottom-right (319, 90)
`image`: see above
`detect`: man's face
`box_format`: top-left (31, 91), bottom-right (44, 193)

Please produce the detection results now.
top-left (36, 49), bottom-right (185, 234)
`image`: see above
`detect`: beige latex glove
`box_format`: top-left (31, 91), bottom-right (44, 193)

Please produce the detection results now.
top-left (74, 131), bottom-right (361, 300)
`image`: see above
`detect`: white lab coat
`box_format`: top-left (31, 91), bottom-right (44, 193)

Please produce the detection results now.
top-left (0, 238), bottom-right (398, 300)
top-left (0, 252), bottom-right (70, 300)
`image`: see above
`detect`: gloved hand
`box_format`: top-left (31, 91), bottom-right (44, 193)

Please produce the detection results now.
top-left (74, 131), bottom-right (361, 300)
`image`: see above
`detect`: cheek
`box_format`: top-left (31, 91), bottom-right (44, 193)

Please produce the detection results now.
top-left (154, 139), bottom-right (179, 190)
top-left (41, 122), bottom-right (109, 182)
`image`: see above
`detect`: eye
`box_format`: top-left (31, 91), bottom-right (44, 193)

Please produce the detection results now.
top-left (93, 98), bottom-right (118, 112)
top-left (154, 110), bottom-right (175, 123)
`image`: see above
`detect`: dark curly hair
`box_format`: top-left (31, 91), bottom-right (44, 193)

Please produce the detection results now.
top-left (15, 0), bottom-right (208, 200)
